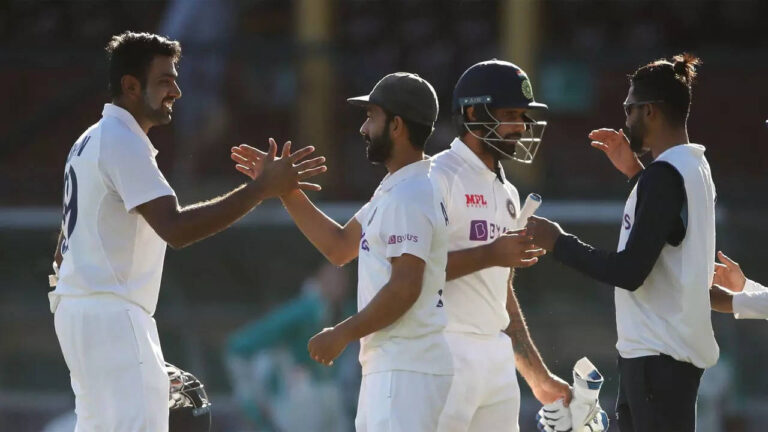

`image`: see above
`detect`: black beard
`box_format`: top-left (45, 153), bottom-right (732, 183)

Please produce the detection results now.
top-left (142, 92), bottom-right (172, 126)
top-left (364, 128), bottom-right (393, 164)
top-left (624, 125), bottom-right (645, 153)
top-left (481, 130), bottom-right (520, 160)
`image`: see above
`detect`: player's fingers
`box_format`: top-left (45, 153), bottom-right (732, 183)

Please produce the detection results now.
top-left (516, 257), bottom-right (539, 268)
top-left (233, 146), bottom-right (265, 162)
top-left (713, 262), bottom-right (727, 272)
top-left (588, 129), bottom-right (617, 140)
top-left (525, 248), bottom-right (547, 258)
top-left (238, 144), bottom-right (267, 157)
top-left (590, 141), bottom-right (609, 153)
top-left (266, 138), bottom-right (278, 161)
top-left (619, 128), bottom-right (630, 143)
top-left (289, 145), bottom-right (317, 163)
top-left (298, 166), bottom-right (327, 180)
top-left (281, 140), bottom-right (292, 159)
top-left (294, 156), bottom-right (326, 171)
top-left (717, 251), bottom-right (739, 269)
top-left (231, 152), bottom-right (252, 166)
top-left (298, 182), bottom-right (322, 191)
top-left (235, 164), bottom-right (256, 179)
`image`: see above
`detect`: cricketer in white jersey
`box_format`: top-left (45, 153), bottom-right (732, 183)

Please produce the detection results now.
top-left (52, 103), bottom-right (177, 431)
top-left (232, 72), bottom-right (454, 432)
top-left (52, 32), bottom-right (327, 432)
top-left (431, 60), bottom-right (571, 432)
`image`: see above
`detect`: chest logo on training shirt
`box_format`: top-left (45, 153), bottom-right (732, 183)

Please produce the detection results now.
top-left (388, 234), bottom-right (418, 244)
top-left (465, 194), bottom-right (488, 208)
top-left (623, 214), bottom-right (632, 230)
top-left (360, 232), bottom-right (370, 252)
top-left (469, 220), bottom-right (511, 242)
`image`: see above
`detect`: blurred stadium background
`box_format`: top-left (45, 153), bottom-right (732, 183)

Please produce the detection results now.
top-left (1, 0), bottom-right (767, 430)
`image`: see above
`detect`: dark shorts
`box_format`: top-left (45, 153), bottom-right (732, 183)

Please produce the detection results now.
top-left (616, 354), bottom-right (704, 432)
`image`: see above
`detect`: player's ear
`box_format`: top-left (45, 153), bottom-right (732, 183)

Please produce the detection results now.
top-left (465, 106), bottom-right (476, 122)
top-left (390, 114), bottom-right (404, 137)
top-left (121, 74), bottom-right (141, 99)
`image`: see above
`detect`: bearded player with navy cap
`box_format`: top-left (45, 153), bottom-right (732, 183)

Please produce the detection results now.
top-left (431, 60), bottom-right (571, 432)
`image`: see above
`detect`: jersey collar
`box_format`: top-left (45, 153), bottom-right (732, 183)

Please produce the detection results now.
top-left (449, 138), bottom-right (504, 183)
top-left (376, 159), bottom-right (431, 194)
top-left (102, 104), bottom-right (159, 156)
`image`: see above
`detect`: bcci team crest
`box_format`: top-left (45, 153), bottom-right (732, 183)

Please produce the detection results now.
top-left (521, 78), bottom-right (533, 100)
top-left (506, 199), bottom-right (516, 218)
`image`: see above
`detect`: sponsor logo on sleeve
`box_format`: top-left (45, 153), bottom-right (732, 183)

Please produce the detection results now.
top-left (623, 214), bottom-right (632, 230)
top-left (387, 234), bottom-right (419, 245)
top-left (360, 231), bottom-right (369, 252)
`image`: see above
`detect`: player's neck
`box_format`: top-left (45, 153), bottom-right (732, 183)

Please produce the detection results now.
top-left (462, 136), bottom-right (496, 171)
top-left (650, 127), bottom-right (689, 159)
top-left (112, 98), bottom-right (152, 134)
top-left (385, 146), bottom-right (425, 174)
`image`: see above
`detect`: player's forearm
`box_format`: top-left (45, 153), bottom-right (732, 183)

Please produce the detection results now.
top-left (710, 286), bottom-right (734, 313)
top-left (446, 245), bottom-right (492, 281)
top-left (281, 190), bottom-right (358, 266)
top-left (335, 276), bottom-right (422, 341)
top-left (504, 282), bottom-right (550, 386)
top-left (169, 182), bottom-right (265, 248)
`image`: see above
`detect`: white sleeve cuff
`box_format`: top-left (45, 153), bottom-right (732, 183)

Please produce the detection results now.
top-left (733, 288), bottom-right (768, 320)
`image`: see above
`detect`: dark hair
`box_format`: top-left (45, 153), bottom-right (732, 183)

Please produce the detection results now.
top-left (105, 31), bottom-right (181, 98)
top-left (629, 53), bottom-right (701, 126)
top-left (383, 110), bottom-right (434, 150)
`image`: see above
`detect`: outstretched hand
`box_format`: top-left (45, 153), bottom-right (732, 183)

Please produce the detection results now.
top-left (589, 128), bottom-right (644, 179)
top-left (232, 138), bottom-right (327, 198)
top-left (713, 251), bottom-right (746, 292)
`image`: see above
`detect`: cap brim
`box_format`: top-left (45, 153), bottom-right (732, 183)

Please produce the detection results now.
top-left (347, 95), bottom-right (371, 106)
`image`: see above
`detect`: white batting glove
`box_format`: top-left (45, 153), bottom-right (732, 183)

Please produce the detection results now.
top-left (536, 398), bottom-right (573, 432)
top-left (570, 357), bottom-right (609, 432)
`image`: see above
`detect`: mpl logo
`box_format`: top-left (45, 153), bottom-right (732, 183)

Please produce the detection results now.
top-left (469, 220), bottom-right (488, 241)
top-left (465, 194), bottom-right (488, 208)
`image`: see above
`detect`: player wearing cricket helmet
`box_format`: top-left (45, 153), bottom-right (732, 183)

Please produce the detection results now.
top-left (452, 59), bottom-right (548, 164)
top-left (431, 60), bottom-right (569, 432)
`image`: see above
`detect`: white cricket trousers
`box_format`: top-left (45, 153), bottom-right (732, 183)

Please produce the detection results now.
top-left (437, 331), bottom-right (521, 432)
top-left (355, 370), bottom-right (452, 432)
top-left (53, 293), bottom-right (169, 432)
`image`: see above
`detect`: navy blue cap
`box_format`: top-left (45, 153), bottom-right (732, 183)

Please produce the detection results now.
top-left (452, 59), bottom-right (548, 113)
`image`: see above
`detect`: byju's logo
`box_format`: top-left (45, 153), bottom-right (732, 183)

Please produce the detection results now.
top-left (361, 232), bottom-right (370, 252)
top-left (469, 220), bottom-right (488, 241)
top-left (465, 194), bottom-right (488, 208)
top-left (623, 214), bottom-right (632, 230)
top-left (387, 234), bottom-right (419, 244)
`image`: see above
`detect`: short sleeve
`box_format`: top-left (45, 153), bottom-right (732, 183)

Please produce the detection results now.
top-left (354, 201), bottom-right (372, 225)
top-left (100, 136), bottom-right (175, 212)
top-left (378, 199), bottom-right (434, 261)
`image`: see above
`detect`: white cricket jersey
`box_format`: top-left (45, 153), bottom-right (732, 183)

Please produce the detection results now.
top-left (615, 144), bottom-right (719, 369)
top-left (430, 138), bottom-right (522, 335)
top-left (354, 159), bottom-right (453, 376)
top-left (733, 279), bottom-right (768, 319)
top-left (51, 104), bottom-right (176, 316)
